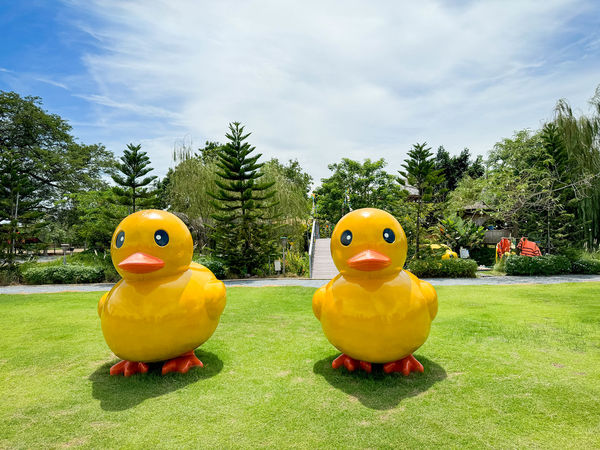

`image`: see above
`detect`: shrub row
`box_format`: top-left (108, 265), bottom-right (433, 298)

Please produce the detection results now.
top-left (22, 265), bottom-right (104, 284)
top-left (568, 258), bottom-right (600, 275)
top-left (505, 255), bottom-right (571, 276)
top-left (407, 258), bottom-right (478, 278)
top-left (195, 256), bottom-right (227, 280)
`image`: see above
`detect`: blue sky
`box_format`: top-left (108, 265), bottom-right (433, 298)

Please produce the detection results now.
top-left (1, 1), bottom-right (600, 184)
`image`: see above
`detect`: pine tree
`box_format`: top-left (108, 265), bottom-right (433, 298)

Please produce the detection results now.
top-left (209, 122), bottom-right (277, 276)
top-left (111, 144), bottom-right (157, 213)
top-left (399, 142), bottom-right (445, 258)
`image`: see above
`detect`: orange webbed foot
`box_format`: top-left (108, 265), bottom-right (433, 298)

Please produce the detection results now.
top-left (383, 354), bottom-right (424, 376)
top-left (110, 360), bottom-right (149, 377)
top-left (332, 354), bottom-right (372, 373)
top-left (161, 351), bottom-right (203, 375)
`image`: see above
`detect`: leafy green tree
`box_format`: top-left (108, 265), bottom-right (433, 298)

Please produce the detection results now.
top-left (112, 144), bottom-right (157, 213)
top-left (0, 152), bottom-right (44, 264)
top-left (0, 91), bottom-right (114, 198)
top-left (315, 158), bottom-right (405, 226)
top-left (434, 146), bottom-right (484, 199)
top-left (209, 122), bottom-right (277, 276)
top-left (399, 142), bottom-right (445, 258)
top-left (0, 91), bottom-right (114, 263)
top-left (69, 190), bottom-right (128, 250)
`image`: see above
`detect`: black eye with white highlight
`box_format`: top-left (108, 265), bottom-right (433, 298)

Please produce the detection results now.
top-left (383, 228), bottom-right (395, 243)
top-left (154, 229), bottom-right (169, 246)
top-left (340, 230), bottom-right (353, 246)
top-left (115, 231), bottom-right (125, 248)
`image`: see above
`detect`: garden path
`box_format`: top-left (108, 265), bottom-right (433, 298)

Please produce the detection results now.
top-left (2, 274), bottom-right (600, 294)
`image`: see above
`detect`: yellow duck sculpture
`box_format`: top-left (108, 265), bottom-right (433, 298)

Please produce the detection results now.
top-left (313, 208), bottom-right (438, 375)
top-left (98, 210), bottom-right (226, 376)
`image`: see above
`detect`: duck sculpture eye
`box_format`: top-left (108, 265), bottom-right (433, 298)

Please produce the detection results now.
top-left (383, 228), bottom-right (395, 243)
top-left (340, 230), bottom-right (353, 246)
top-left (154, 229), bottom-right (169, 247)
top-left (115, 231), bottom-right (125, 248)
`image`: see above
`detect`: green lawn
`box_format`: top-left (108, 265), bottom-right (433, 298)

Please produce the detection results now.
top-left (1, 284), bottom-right (599, 448)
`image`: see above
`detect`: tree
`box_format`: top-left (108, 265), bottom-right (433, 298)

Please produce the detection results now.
top-left (209, 122), bottom-right (277, 276)
top-left (554, 86), bottom-right (600, 250)
top-left (314, 158), bottom-right (406, 226)
top-left (112, 144), bottom-right (157, 213)
top-left (0, 152), bottom-right (43, 264)
top-left (69, 189), bottom-right (128, 250)
top-left (399, 142), bottom-right (445, 258)
top-left (0, 91), bottom-right (114, 199)
top-left (434, 146), bottom-right (484, 200)
top-left (0, 91), bottom-right (114, 263)
top-left (262, 159), bottom-right (312, 251)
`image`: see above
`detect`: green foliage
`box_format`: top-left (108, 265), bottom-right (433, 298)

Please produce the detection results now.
top-left (209, 122), bottom-right (278, 276)
top-left (407, 258), bottom-right (478, 278)
top-left (68, 190), bottom-right (128, 250)
top-left (21, 264), bottom-right (104, 284)
top-left (505, 255), bottom-right (571, 276)
top-left (437, 215), bottom-right (485, 252)
top-left (314, 158), bottom-right (405, 225)
top-left (112, 143), bottom-right (157, 212)
top-left (262, 159), bottom-right (311, 250)
top-left (399, 142), bottom-right (445, 258)
top-left (194, 255), bottom-right (227, 280)
top-left (554, 86), bottom-right (600, 250)
top-left (469, 246), bottom-right (496, 267)
top-left (0, 91), bottom-right (114, 263)
top-left (570, 259), bottom-right (600, 274)
top-left (0, 266), bottom-right (21, 285)
top-left (434, 146), bottom-right (484, 200)
top-left (167, 158), bottom-right (219, 249)
top-left (285, 251), bottom-right (309, 276)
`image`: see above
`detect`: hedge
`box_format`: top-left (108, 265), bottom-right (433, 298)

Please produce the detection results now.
top-left (570, 258), bottom-right (600, 274)
top-left (407, 258), bottom-right (478, 278)
top-left (22, 265), bottom-right (105, 284)
top-left (505, 255), bottom-right (571, 276)
top-left (195, 256), bottom-right (227, 280)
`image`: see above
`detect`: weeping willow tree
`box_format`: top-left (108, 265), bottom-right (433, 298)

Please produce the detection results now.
top-left (261, 159), bottom-right (312, 251)
top-left (165, 140), bottom-right (224, 249)
top-left (554, 85), bottom-right (600, 250)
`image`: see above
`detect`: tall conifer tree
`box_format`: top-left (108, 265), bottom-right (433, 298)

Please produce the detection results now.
top-left (399, 142), bottom-right (444, 258)
top-left (112, 144), bottom-right (157, 213)
top-left (209, 122), bottom-right (277, 276)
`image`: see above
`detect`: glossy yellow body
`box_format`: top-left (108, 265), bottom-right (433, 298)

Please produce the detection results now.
top-left (98, 210), bottom-right (226, 363)
top-left (313, 208), bottom-right (437, 363)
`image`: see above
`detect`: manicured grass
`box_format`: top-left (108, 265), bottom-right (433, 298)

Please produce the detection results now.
top-left (1, 284), bottom-right (599, 448)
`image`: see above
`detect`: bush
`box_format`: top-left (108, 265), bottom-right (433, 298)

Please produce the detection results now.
top-left (22, 265), bottom-right (104, 284)
top-left (505, 255), bottom-right (571, 276)
top-left (469, 246), bottom-right (496, 267)
top-left (195, 256), bottom-right (227, 280)
top-left (407, 258), bottom-right (478, 278)
top-left (0, 266), bottom-right (21, 286)
top-left (285, 252), bottom-right (309, 277)
top-left (570, 259), bottom-right (600, 274)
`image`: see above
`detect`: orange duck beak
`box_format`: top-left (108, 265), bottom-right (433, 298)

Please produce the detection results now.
top-left (347, 249), bottom-right (391, 271)
top-left (118, 252), bottom-right (165, 273)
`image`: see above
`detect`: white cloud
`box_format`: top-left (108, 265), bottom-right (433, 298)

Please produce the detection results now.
top-left (66, 0), bottom-right (600, 184)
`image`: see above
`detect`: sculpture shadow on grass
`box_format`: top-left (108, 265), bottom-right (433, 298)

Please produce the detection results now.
top-left (313, 354), bottom-right (446, 410)
top-left (89, 350), bottom-right (223, 411)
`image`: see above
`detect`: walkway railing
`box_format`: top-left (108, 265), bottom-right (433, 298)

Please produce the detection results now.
top-left (308, 219), bottom-right (319, 278)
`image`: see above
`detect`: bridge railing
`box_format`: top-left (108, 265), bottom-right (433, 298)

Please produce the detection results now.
top-left (308, 219), bottom-right (319, 278)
